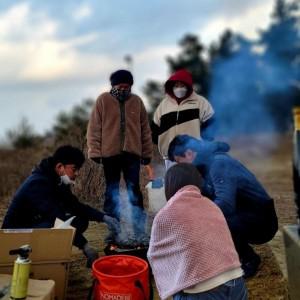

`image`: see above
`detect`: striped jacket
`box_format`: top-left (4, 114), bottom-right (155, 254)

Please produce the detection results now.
top-left (152, 92), bottom-right (214, 159)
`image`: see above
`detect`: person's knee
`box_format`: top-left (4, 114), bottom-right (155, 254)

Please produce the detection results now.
top-left (71, 217), bottom-right (89, 234)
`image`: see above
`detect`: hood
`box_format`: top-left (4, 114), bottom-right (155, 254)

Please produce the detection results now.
top-left (32, 157), bottom-right (60, 184)
top-left (165, 69), bottom-right (193, 100)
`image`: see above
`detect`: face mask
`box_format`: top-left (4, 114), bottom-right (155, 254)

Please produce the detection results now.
top-left (173, 87), bottom-right (187, 99)
top-left (60, 174), bottom-right (75, 185)
top-left (110, 87), bottom-right (131, 102)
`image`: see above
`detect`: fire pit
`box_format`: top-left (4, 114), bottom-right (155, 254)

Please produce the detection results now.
top-left (103, 187), bottom-right (151, 262)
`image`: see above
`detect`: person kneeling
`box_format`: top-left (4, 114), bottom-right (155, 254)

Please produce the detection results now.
top-left (147, 163), bottom-right (247, 300)
top-left (1, 145), bottom-right (119, 268)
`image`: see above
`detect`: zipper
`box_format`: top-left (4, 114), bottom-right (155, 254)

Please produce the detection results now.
top-left (119, 101), bottom-right (126, 151)
top-left (176, 105), bottom-right (180, 124)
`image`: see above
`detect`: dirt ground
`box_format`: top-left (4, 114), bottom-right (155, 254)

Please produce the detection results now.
top-left (0, 133), bottom-right (297, 299)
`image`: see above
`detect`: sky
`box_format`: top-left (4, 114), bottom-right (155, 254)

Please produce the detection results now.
top-left (0, 0), bottom-right (275, 141)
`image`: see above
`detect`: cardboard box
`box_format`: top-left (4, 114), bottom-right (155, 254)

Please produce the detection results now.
top-left (0, 227), bottom-right (74, 300)
top-left (0, 273), bottom-right (55, 300)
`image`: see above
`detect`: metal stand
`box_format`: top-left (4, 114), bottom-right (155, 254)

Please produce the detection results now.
top-left (283, 225), bottom-right (300, 300)
top-left (284, 107), bottom-right (300, 299)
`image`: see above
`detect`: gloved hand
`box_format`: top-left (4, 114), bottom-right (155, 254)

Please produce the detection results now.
top-left (82, 243), bottom-right (99, 268)
top-left (91, 157), bottom-right (102, 164)
top-left (103, 215), bottom-right (120, 235)
top-left (141, 157), bottom-right (151, 165)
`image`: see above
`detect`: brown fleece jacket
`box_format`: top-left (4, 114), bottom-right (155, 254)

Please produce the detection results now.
top-left (87, 92), bottom-right (153, 159)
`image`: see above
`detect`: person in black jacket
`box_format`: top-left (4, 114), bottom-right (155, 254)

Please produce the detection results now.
top-left (1, 145), bottom-right (119, 268)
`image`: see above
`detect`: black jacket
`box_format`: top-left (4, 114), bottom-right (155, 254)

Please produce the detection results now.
top-left (2, 157), bottom-right (104, 247)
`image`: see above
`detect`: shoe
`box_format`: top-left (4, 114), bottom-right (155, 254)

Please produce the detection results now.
top-left (242, 253), bottom-right (261, 278)
top-left (83, 244), bottom-right (99, 268)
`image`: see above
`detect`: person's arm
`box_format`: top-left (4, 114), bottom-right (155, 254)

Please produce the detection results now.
top-left (209, 158), bottom-right (238, 217)
top-left (66, 191), bottom-right (105, 222)
top-left (87, 97), bottom-right (103, 160)
top-left (199, 97), bottom-right (215, 140)
top-left (151, 105), bottom-right (161, 145)
top-left (201, 116), bottom-right (216, 140)
top-left (140, 99), bottom-right (153, 162)
top-left (66, 192), bottom-right (120, 239)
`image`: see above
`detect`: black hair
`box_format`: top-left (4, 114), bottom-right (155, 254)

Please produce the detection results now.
top-left (52, 145), bottom-right (85, 168)
top-left (164, 163), bottom-right (203, 200)
top-left (168, 134), bottom-right (199, 161)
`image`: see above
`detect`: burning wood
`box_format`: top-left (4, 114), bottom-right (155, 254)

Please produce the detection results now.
top-left (104, 242), bottom-right (149, 261)
top-left (108, 243), bottom-right (148, 252)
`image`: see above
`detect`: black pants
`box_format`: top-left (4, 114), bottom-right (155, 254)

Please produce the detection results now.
top-left (102, 153), bottom-right (143, 219)
top-left (226, 200), bottom-right (278, 261)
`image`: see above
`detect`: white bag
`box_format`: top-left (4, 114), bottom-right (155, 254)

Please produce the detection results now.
top-left (146, 179), bottom-right (167, 213)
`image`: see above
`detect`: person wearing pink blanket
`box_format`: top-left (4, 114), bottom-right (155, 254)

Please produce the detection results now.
top-left (147, 163), bottom-right (247, 300)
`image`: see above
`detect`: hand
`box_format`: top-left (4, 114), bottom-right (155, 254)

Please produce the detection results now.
top-left (141, 157), bottom-right (151, 165)
top-left (83, 244), bottom-right (99, 268)
top-left (103, 215), bottom-right (120, 235)
top-left (91, 157), bottom-right (101, 164)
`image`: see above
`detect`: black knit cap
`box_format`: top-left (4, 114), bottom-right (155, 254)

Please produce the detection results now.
top-left (52, 145), bottom-right (85, 168)
top-left (110, 69), bottom-right (134, 86)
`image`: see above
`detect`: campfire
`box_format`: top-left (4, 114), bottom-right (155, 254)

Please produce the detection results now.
top-left (102, 165), bottom-right (157, 261)
top-left (103, 205), bottom-right (150, 261)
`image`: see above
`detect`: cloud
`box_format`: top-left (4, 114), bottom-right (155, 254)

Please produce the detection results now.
top-left (72, 4), bottom-right (92, 21)
top-left (20, 35), bottom-right (117, 82)
top-left (0, 2), bottom-right (118, 82)
top-left (134, 45), bottom-right (179, 81)
top-left (199, 0), bottom-right (274, 45)
top-left (0, 3), bottom-right (57, 41)
top-left (0, 2), bottom-right (180, 88)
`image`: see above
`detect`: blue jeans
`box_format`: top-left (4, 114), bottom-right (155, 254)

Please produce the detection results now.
top-left (173, 277), bottom-right (248, 300)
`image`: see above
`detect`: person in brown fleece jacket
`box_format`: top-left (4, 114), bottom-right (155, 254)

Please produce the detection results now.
top-left (87, 69), bottom-right (152, 223)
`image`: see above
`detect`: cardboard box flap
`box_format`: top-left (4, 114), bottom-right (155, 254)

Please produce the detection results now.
top-left (0, 227), bottom-right (74, 264)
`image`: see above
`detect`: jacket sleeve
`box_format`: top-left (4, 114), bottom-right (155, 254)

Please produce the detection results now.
top-left (87, 97), bottom-right (103, 159)
top-left (151, 105), bottom-right (161, 144)
top-left (140, 99), bottom-right (153, 159)
top-left (201, 117), bottom-right (216, 140)
top-left (209, 158), bottom-right (237, 218)
top-left (65, 191), bottom-right (105, 223)
top-left (199, 96), bottom-right (214, 123)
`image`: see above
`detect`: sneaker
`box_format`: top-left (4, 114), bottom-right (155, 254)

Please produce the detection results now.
top-left (242, 253), bottom-right (261, 279)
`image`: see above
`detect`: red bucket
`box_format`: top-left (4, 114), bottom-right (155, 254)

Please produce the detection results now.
top-left (92, 255), bottom-right (150, 300)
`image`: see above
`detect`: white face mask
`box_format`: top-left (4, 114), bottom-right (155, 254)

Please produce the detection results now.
top-left (60, 174), bottom-right (75, 185)
top-left (173, 87), bottom-right (188, 98)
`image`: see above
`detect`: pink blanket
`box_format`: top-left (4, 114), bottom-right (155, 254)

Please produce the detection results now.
top-left (147, 185), bottom-right (240, 299)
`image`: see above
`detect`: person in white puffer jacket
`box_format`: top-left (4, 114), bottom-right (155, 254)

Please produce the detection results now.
top-left (151, 69), bottom-right (215, 169)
